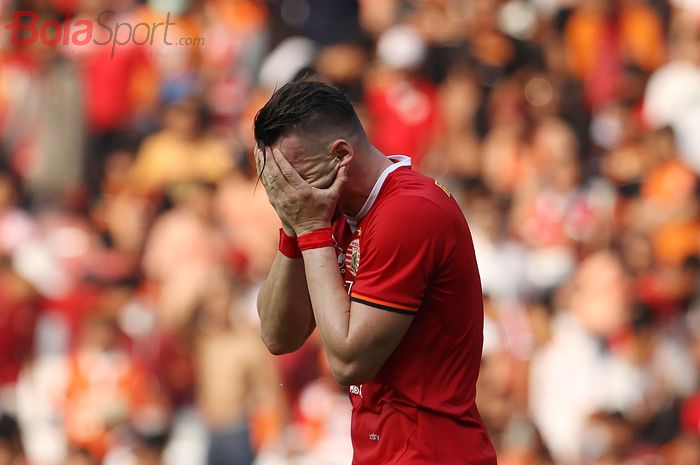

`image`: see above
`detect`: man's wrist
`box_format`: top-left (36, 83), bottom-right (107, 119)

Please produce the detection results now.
top-left (281, 223), bottom-right (296, 237)
top-left (278, 228), bottom-right (302, 258)
top-left (298, 226), bottom-right (334, 251)
top-left (294, 221), bottom-right (331, 237)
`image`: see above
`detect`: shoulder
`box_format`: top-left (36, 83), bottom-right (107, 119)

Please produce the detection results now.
top-left (375, 170), bottom-right (458, 229)
top-left (359, 179), bottom-right (460, 253)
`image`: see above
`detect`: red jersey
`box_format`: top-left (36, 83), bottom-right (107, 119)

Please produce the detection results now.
top-left (331, 156), bottom-right (497, 465)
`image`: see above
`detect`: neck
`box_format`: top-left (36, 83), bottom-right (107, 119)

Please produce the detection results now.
top-left (339, 145), bottom-right (393, 217)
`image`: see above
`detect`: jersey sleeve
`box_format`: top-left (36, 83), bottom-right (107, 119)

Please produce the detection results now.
top-left (350, 196), bottom-right (451, 315)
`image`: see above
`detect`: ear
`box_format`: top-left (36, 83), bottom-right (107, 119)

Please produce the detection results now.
top-left (328, 139), bottom-right (353, 162)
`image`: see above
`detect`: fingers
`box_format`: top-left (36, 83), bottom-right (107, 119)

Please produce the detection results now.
top-left (256, 144), bottom-right (344, 197)
top-left (327, 154), bottom-right (351, 197)
top-left (255, 146), bottom-right (287, 192)
top-left (254, 145), bottom-right (265, 179)
top-left (271, 148), bottom-right (306, 187)
top-left (260, 147), bottom-right (285, 185)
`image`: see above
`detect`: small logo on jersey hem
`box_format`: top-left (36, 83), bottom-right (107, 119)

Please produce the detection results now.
top-left (369, 433), bottom-right (381, 441)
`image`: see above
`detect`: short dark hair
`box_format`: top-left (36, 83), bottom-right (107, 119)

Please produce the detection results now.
top-left (253, 79), bottom-right (363, 148)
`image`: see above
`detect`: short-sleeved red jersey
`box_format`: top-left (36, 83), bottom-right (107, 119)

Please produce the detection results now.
top-left (330, 156), bottom-right (497, 465)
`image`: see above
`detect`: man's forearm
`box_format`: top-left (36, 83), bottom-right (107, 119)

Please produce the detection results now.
top-left (257, 252), bottom-right (315, 354)
top-left (301, 247), bottom-right (355, 369)
top-left (301, 246), bottom-right (412, 386)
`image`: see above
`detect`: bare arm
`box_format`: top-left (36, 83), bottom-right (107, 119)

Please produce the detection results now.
top-left (302, 247), bottom-right (412, 385)
top-left (254, 144), bottom-right (317, 355)
top-left (255, 147), bottom-right (411, 376)
top-left (257, 250), bottom-right (315, 355)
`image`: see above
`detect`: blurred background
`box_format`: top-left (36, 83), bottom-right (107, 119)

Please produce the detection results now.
top-left (1, 0), bottom-right (700, 464)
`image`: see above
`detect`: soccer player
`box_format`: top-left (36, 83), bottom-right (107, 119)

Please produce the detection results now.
top-left (254, 80), bottom-right (497, 465)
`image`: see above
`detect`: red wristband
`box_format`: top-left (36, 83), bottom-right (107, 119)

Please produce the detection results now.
top-left (297, 227), bottom-right (334, 251)
top-left (278, 228), bottom-right (302, 258)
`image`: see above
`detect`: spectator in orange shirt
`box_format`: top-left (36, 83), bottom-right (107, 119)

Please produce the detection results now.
top-left (565, 0), bottom-right (666, 108)
top-left (63, 314), bottom-right (164, 462)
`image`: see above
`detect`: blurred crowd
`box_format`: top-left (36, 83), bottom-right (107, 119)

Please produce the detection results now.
top-left (1, 0), bottom-right (700, 464)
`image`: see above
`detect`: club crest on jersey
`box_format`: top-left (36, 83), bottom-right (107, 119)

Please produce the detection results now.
top-left (345, 238), bottom-right (360, 276)
top-left (333, 235), bottom-right (347, 274)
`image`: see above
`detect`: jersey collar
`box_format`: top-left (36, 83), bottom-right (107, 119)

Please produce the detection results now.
top-left (346, 155), bottom-right (412, 232)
